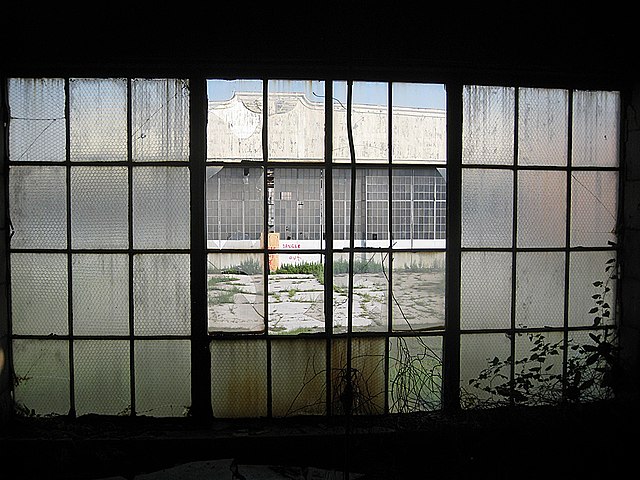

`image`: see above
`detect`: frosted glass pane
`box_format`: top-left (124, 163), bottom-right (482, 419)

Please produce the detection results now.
top-left (208, 253), bottom-right (265, 333)
top-left (461, 252), bottom-right (512, 330)
top-left (392, 168), bottom-right (447, 245)
top-left (392, 82), bottom-right (447, 164)
top-left (206, 166), bottom-right (263, 249)
top-left (462, 168), bottom-right (513, 247)
top-left (74, 340), bottom-right (129, 416)
top-left (333, 81), bottom-right (388, 163)
top-left (132, 78), bottom-right (189, 162)
top-left (463, 85), bottom-right (515, 165)
top-left (211, 340), bottom-right (267, 418)
top-left (133, 166), bottom-right (190, 249)
top-left (8, 78), bottom-right (66, 162)
top-left (135, 340), bottom-right (190, 417)
top-left (460, 333), bottom-right (511, 409)
top-left (568, 330), bottom-right (615, 402)
top-left (133, 254), bottom-right (190, 335)
top-left (569, 251), bottom-right (617, 327)
top-left (71, 166), bottom-right (128, 249)
top-left (333, 252), bottom-right (389, 333)
top-left (267, 80), bottom-right (324, 162)
top-left (514, 331), bottom-right (564, 405)
top-left (272, 339), bottom-right (326, 416)
top-left (72, 254), bottom-right (129, 335)
top-left (331, 338), bottom-right (385, 415)
top-left (9, 165), bottom-right (67, 249)
top-left (269, 254), bottom-right (324, 335)
top-left (12, 339), bottom-right (69, 415)
top-left (69, 78), bottom-right (127, 162)
top-left (389, 336), bottom-right (442, 412)
top-left (392, 252), bottom-right (445, 331)
top-left (515, 252), bottom-right (565, 328)
top-left (518, 88), bottom-right (568, 166)
top-left (517, 170), bottom-right (566, 247)
top-left (572, 90), bottom-right (620, 167)
top-left (207, 79), bottom-right (263, 162)
top-left (570, 171), bottom-right (618, 247)
top-left (11, 253), bottom-right (68, 335)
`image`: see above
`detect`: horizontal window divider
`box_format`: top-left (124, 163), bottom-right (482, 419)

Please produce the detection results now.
top-left (8, 160), bottom-right (190, 167)
top-left (460, 324), bottom-right (617, 336)
top-left (10, 334), bottom-right (193, 341)
top-left (460, 246), bottom-right (618, 253)
top-left (461, 163), bottom-right (619, 172)
top-left (9, 248), bottom-right (193, 254)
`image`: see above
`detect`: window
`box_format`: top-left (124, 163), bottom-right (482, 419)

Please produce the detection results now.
top-left (6, 78), bottom-right (620, 418)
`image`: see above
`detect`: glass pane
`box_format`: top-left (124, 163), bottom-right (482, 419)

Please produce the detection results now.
top-left (569, 251), bottom-right (617, 327)
top-left (392, 82), bottom-right (446, 164)
top-left (392, 252), bottom-right (445, 331)
top-left (267, 80), bottom-right (324, 162)
top-left (333, 81), bottom-right (388, 163)
top-left (135, 340), bottom-right (190, 417)
top-left (210, 340), bottom-right (267, 418)
top-left (12, 339), bottom-right (69, 416)
top-left (460, 333), bottom-right (512, 409)
top-left (572, 90), bottom-right (620, 167)
top-left (392, 168), bottom-right (447, 247)
top-left (207, 79), bottom-right (263, 162)
top-left (331, 338), bottom-right (385, 415)
top-left (71, 166), bottom-right (128, 249)
top-left (69, 78), bottom-right (127, 162)
top-left (271, 168), bottom-right (324, 249)
top-left (11, 253), bottom-right (68, 335)
top-left (72, 254), bottom-right (129, 336)
top-left (518, 87), bottom-right (568, 166)
top-left (8, 78), bottom-right (66, 162)
top-left (389, 336), bottom-right (442, 412)
top-left (462, 168), bottom-right (513, 247)
top-left (207, 253), bottom-right (264, 333)
top-left (515, 252), bottom-right (565, 328)
top-left (333, 252), bottom-right (389, 333)
top-left (74, 340), bottom-right (130, 415)
top-left (570, 170), bottom-right (618, 247)
top-left (567, 330), bottom-right (615, 402)
top-left (133, 166), bottom-right (190, 249)
top-left (269, 254), bottom-right (324, 335)
top-left (206, 166), bottom-right (263, 249)
top-left (462, 85), bottom-right (515, 165)
top-left (133, 254), bottom-right (190, 335)
top-left (517, 170), bottom-right (566, 248)
top-left (271, 338), bottom-right (326, 416)
top-left (461, 252), bottom-right (512, 330)
top-left (9, 165), bottom-right (67, 249)
top-left (514, 331), bottom-right (564, 405)
top-left (132, 78), bottom-right (189, 162)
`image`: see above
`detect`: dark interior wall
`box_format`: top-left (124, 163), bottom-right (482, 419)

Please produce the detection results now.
top-left (1, 5), bottom-right (638, 426)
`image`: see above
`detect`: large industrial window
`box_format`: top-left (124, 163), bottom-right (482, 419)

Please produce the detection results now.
top-left (5, 78), bottom-right (620, 418)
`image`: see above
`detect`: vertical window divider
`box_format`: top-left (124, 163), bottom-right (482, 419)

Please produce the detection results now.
top-left (443, 82), bottom-right (462, 413)
top-left (346, 80), bottom-right (357, 419)
top-left (385, 82), bottom-right (393, 415)
top-left (262, 79), bottom-right (272, 418)
top-left (65, 77), bottom-right (76, 419)
top-left (324, 80), bottom-right (334, 415)
top-left (562, 89), bottom-right (574, 401)
top-left (509, 86), bottom-right (520, 407)
top-left (126, 78), bottom-right (136, 417)
top-left (189, 77), bottom-right (213, 421)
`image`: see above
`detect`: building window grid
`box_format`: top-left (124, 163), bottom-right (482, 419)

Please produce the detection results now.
top-left (5, 78), bottom-right (621, 418)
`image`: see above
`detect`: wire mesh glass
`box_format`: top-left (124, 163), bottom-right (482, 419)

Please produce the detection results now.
top-left (568, 251), bottom-right (617, 327)
top-left (73, 340), bottom-right (130, 416)
top-left (572, 90), bottom-right (620, 167)
top-left (570, 170), bottom-right (618, 247)
top-left (69, 78), bottom-right (127, 162)
top-left (131, 78), bottom-right (190, 162)
top-left (271, 338), bottom-right (326, 416)
top-left (135, 340), bottom-right (191, 417)
top-left (9, 165), bottom-right (67, 249)
top-left (12, 339), bottom-right (70, 416)
top-left (8, 78), bottom-right (66, 162)
top-left (70, 166), bottom-right (128, 249)
top-left (133, 254), bottom-right (190, 335)
top-left (210, 339), bottom-right (267, 418)
top-left (10, 253), bottom-right (68, 335)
